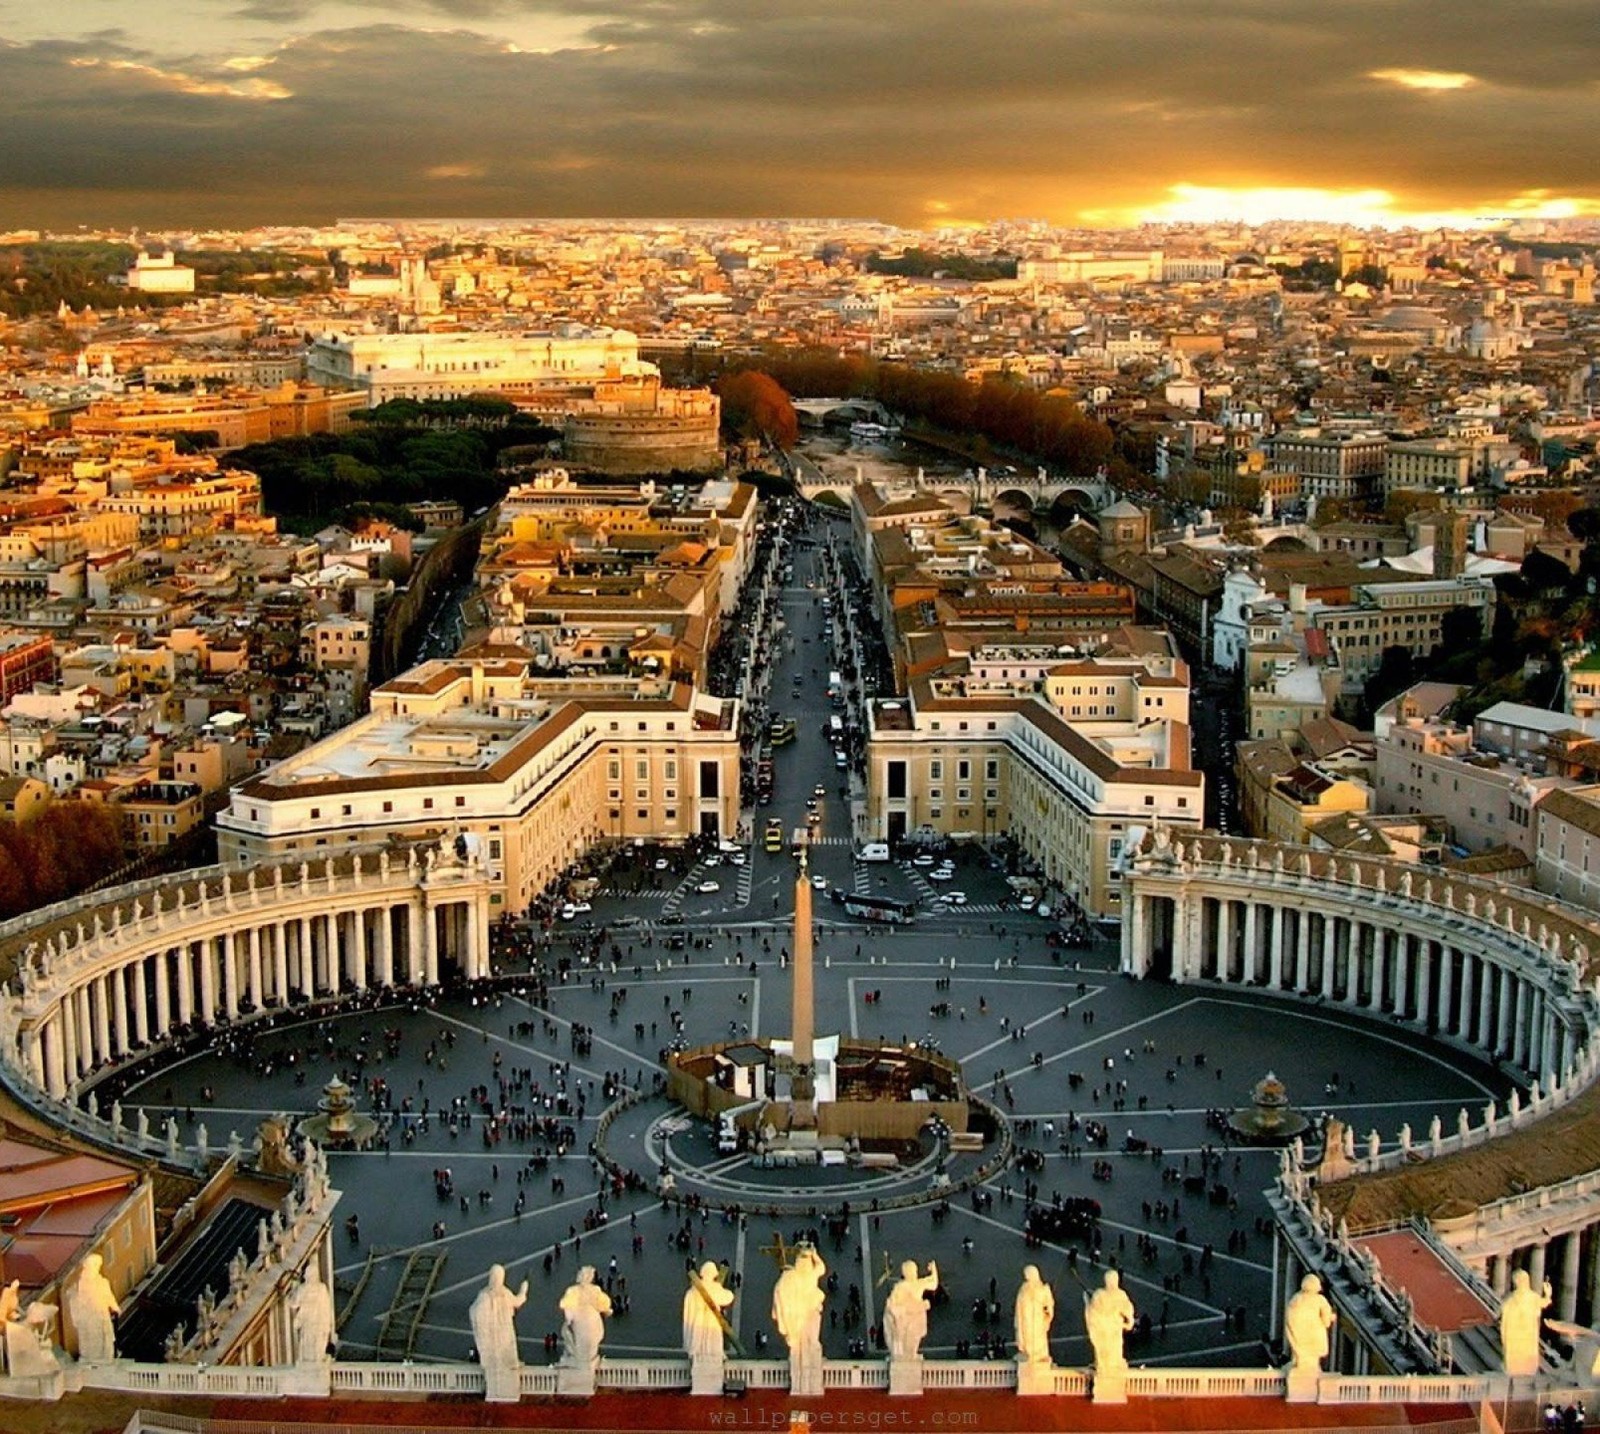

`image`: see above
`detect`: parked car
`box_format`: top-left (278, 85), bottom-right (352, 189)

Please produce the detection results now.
top-left (695, 880), bottom-right (721, 894)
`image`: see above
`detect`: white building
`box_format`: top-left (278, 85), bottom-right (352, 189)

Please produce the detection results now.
top-left (123, 251), bottom-right (196, 294)
top-left (307, 326), bottom-right (655, 406)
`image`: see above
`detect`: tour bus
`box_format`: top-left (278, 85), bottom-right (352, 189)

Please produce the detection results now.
top-left (764, 821), bottom-right (785, 854)
top-left (840, 892), bottom-right (916, 925)
top-left (769, 716), bottom-right (797, 746)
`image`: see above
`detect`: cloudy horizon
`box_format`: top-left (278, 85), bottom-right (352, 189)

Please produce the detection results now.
top-left (2, 0), bottom-right (1597, 231)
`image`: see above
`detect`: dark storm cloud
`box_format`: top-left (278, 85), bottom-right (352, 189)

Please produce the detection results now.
top-left (3, 0), bottom-right (1598, 226)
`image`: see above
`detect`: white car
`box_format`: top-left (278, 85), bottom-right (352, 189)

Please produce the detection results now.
top-left (928, 868), bottom-right (954, 882)
top-left (813, 784), bottom-right (827, 798)
top-left (654, 857), bottom-right (670, 871)
top-left (717, 838), bottom-right (740, 853)
top-left (568, 900), bottom-right (592, 915)
top-left (912, 854), bottom-right (935, 868)
top-left (938, 891), bottom-right (968, 906)
top-left (1019, 894), bottom-right (1038, 911)
top-left (559, 903), bottom-right (578, 920)
top-left (695, 880), bottom-right (721, 894)
top-left (810, 874), bottom-right (827, 890)
top-left (703, 853), bottom-right (723, 867)
top-left (728, 852), bottom-right (747, 866)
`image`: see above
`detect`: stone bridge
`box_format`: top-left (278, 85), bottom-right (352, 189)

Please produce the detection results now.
top-left (796, 461), bottom-right (1117, 513)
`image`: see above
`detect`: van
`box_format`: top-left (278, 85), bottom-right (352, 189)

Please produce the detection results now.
top-left (856, 842), bottom-right (891, 863)
top-left (829, 715), bottom-right (844, 738)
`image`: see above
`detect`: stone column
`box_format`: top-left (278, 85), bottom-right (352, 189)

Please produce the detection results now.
top-left (273, 921), bottom-right (289, 1005)
top-left (1511, 979), bottom-right (1528, 1067)
top-left (112, 967), bottom-right (130, 1057)
top-left (1562, 1229), bottom-right (1583, 1323)
top-left (1123, 893), bottom-right (1146, 977)
top-left (1589, 1230), bottom-right (1600, 1325)
top-left (374, 905), bottom-right (394, 987)
top-left (1216, 898), bottom-right (1234, 982)
top-left (199, 937), bottom-right (218, 1026)
top-left (1456, 954), bottom-right (1474, 1043)
top-left (1393, 930), bottom-right (1410, 1019)
top-left (132, 958), bottom-right (149, 1047)
top-left (22, 1027), bottom-right (43, 1088)
top-left (1478, 959), bottom-right (1494, 1053)
top-left (248, 927), bottom-right (263, 1010)
top-left (1531, 1241), bottom-right (1548, 1292)
top-left (61, 992), bottom-right (80, 1082)
top-left (43, 1017), bottom-right (65, 1098)
top-left (1415, 941), bottom-right (1432, 1030)
top-left (177, 944), bottom-right (195, 1026)
top-left (1495, 966), bottom-right (1513, 1058)
top-left (1243, 902), bottom-right (1259, 984)
top-left (1294, 907), bottom-right (1311, 992)
top-left (91, 976), bottom-right (110, 1066)
top-left (407, 902), bottom-right (425, 985)
top-left (221, 931), bottom-right (238, 1019)
top-left (1436, 945), bottom-right (1454, 1035)
top-left (1320, 915), bottom-right (1337, 999)
top-left (423, 903), bottom-right (439, 986)
top-left (154, 949), bottom-right (172, 1035)
top-left (351, 908), bottom-right (369, 992)
top-left (1269, 905), bottom-right (1285, 989)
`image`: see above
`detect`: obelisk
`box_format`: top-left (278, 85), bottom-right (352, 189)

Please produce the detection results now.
top-left (789, 835), bottom-right (816, 1128)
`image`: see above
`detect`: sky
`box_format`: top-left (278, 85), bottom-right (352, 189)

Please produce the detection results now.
top-left (1, 0), bottom-right (1598, 231)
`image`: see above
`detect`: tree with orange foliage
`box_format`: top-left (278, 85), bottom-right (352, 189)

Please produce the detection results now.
top-left (716, 371), bottom-right (798, 451)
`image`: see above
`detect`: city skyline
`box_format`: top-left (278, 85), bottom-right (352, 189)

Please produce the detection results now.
top-left (1, 0), bottom-right (1597, 230)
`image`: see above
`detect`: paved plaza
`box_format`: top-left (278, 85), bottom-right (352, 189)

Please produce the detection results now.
top-left (120, 914), bottom-right (1510, 1372)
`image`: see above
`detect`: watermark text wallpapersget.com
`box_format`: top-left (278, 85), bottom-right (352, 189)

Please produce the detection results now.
top-left (708, 1411), bottom-right (980, 1428)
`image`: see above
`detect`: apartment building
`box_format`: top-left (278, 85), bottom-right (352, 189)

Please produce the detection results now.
top-left (866, 672), bottom-right (1202, 920)
top-left (1374, 713), bottom-right (1568, 858)
top-left (216, 659), bottom-right (741, 913)
top-left (1264, 430), bottom-right (1388, 503)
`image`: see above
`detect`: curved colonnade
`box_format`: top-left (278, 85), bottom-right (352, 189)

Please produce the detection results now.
top-left (1123, 831), bottom-right (1600, 1355)
top-left (0, 840), bottom-right (493, 1140)
top-left (0, 830), bottom-right (1598, 1393)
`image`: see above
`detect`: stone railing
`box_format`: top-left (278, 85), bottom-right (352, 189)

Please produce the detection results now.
top-left (1307, 1037), bottom-right (1600, 1182)
top-left (55, 1357), bottom-right (1517, 1407)
top-left (1271, 1176), bottom-right (1457, 1375)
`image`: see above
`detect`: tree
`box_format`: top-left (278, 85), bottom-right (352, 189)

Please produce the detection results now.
top-left (1364, 645), bottom-right (1417, 714)
top-left (716, 371), bottom-right (798, 451)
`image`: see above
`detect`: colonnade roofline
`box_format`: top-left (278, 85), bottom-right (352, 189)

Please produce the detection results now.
top-left (1126, 828), bottom-right (1600, 990)
top-left (0, 838), bottom-right (470, 993)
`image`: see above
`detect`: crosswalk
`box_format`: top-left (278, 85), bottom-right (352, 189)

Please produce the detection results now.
top-left (594, 888), bottom-right (669, 901)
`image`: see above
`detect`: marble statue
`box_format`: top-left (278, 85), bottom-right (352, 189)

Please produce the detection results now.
top-left (1014, 1265), bottom-right (1056, 1366)
top-left (883, 1260), bottom-right (939, 1362)
top-left (290, 1268), bottom-right (336, 1366)
top-left (136, 1110), bottom-right (149, 1141)
top-left (682, 1261), bottom-right (735, 1359)
top-left (772, 1244), bottom-right (827, 1395)
top-left (4, 1292), bottom-right (59, 1379)
top-left (557, 1265), bottom-right (611, 1368)
top-left (471, 1264), bottom-right (529, 1370)
top-left (67, 1254), bottom-right (120, 1363)
top-left (1083, 1270), bottom-right (1134, 1374)
top-left (1284, 1274), bottom-right (1336, 1375)
top-left (1499, 1269), bottom-right (1551, 1378)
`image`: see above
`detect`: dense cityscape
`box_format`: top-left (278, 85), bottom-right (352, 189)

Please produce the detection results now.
top-left (1, 3), bottom-right (1599, 1433)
